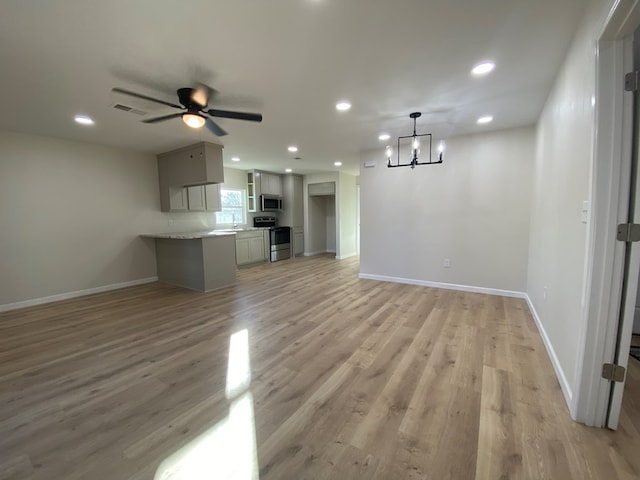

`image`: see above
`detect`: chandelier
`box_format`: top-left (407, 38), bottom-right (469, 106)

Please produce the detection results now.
top-left (386, 112), bottom-right (445, 169)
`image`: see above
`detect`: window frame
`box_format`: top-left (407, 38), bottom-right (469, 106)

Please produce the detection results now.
top-left (215, 188), bottom-right (247, 226)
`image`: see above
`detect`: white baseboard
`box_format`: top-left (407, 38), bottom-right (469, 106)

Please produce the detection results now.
top-left (336, 252), bottom-right (358, 260)
top-left (524, 294), bottom-right (573, 408)
top-left (0, 277), bottom-right (158, 312)
top-left (303, 250), bottom-right (335, 257)
top-left (358, 273), bottom-right (526, 298)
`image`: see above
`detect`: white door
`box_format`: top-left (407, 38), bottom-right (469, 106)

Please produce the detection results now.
top-left (607, 27), bottom-right (640, 429)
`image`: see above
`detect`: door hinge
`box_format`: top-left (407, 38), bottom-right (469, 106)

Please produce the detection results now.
top-left (625, 71), bottom-right (640, 91)
top-left (602, 363), bottom-right (626, 382)
top-left (616, 223), bottom-right (640, 242)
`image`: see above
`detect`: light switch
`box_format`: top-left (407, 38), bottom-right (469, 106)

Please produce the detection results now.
top-left (581, 200), bottom-right (590, 224)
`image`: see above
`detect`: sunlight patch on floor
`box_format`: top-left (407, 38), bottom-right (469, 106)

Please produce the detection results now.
top-left (154, 329), bottom-right (258, 480)
top-left (226, 329), bottom-right (252, 400)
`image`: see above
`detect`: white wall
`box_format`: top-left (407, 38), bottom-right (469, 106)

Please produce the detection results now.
top-left (338, 172), bottom-right (358, 259)
top-left (0, 131), bottom-right (218, 308)
top-left (360, 126), bottom-right (534, 293)
top-left (326, 196), bottom-right (336, 253)
top-left (527, 0), bottom-right (615, 400)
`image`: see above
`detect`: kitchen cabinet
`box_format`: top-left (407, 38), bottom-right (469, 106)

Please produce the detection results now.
top-left (247, 171), bottom-right (257, 212)
top-left (205, 183), bottom-right (221, 211)
top-left (281, 174), bottom-right (304, 227)
top-left (293, 227), bottom-right (304, 256)
top-left (157, 142), bottom-right (224, 212)
top-left (169, 186), bottom-right (188, 211)
top-left (308, 182), bottom-right (335, 196)
top-left (235, 230), bottom-right (268, 265)
top-left (281, 174), bottom-right (304, 255)
top-left (260, 172), bottom-right (282, 196)
top-left (168, 184), bottom-right (220, 212)
top-left (187, 186), bottom-right (205, 211)
top-left (150, 233), bottom-right (236, 292)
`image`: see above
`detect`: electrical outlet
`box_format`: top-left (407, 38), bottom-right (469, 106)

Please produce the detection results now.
top-left (443, 258), bottom-right (451, 268)
top-left (543, 286), bottom-right (547, 300)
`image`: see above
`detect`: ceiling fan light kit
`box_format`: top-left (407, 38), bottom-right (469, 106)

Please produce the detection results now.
top-left (182, 113), bottom-right (205, 128)
top-left (386, 112), bottom-right (444, 169)
top-left (111, 85), bottom-right (263, 137)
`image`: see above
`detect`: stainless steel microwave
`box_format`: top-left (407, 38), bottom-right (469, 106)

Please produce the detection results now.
top-left (260, 194), bottom-right (283, 212)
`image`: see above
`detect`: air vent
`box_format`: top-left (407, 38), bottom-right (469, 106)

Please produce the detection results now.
top-left (112, 103), bottom-right (147, 116)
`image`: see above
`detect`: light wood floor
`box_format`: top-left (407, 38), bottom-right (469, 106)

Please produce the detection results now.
top-left (1, 255), bottom-right (639, 479)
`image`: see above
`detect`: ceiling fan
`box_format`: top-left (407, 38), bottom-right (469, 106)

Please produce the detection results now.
top-left (111, 84), bottom-right (262, 136)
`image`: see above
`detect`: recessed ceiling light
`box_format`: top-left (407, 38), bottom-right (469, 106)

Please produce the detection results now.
top-left (74, 115), bottom-right (94, 125)
top-left (378, 133), bottom-right (390, 141)
top-left (231, 157), bottom-right (240, 162)
top-left (288, 146), bottom-right (298, 152)
top-left (477, 115), bottom-right (493, 124)
top-left (336, 101), bottom-right (351, 111)
top-left (334, 161), bottom-right (342, 167)
top-left (285, 168), bottom-right (293, 173)
top-left (471, 62), bottom-right (496, 76)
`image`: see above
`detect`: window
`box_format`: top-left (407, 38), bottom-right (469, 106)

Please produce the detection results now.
top-left (216, 189), bottom-right (246, 225)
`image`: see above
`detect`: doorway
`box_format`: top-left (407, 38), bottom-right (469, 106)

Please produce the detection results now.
top-left (574, 1), bottom-right (640, 429)
top-left (605, 24), bottom-right (640, 429)
top-left (307, 184), bottom-right (337, 256)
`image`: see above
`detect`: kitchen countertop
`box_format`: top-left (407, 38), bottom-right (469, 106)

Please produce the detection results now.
top-left (142, 227), bottom-right (269, 240)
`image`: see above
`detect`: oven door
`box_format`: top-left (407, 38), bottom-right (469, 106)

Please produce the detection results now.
top-left (270, 227), bottom-right (291, 262)
top-left (270, 227), bottom-right (291, 246)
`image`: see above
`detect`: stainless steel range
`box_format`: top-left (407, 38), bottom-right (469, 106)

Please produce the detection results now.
top-left (253, 216), bottom-right (291, 262)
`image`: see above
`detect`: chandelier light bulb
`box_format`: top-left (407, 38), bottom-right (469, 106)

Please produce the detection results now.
top-left (385, 146), bottom-right (393, 158)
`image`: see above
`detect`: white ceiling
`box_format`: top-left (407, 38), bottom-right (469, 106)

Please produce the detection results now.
top-left (0, 0), bottom-right (586, 175)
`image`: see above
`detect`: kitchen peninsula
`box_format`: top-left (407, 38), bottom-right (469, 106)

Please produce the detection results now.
top-left (144, 231), bottom-right (236, 292)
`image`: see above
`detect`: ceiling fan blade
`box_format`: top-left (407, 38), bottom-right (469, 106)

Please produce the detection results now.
top-left (112, 87), bottom-right (184, 110)
top-left (205, 117), bottom-right (228, 136)
top-left (207, 108), bottom-right (263, 122)
top-left (142, 113), bottom-right (183, 124)
top-left (192, 83), bottom-right (215, 108)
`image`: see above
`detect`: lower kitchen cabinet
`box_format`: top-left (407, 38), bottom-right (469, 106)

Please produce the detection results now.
top-left (293, 228), bottom-right (304, 256)
top-left (235, 230), bottom-right (268, 265)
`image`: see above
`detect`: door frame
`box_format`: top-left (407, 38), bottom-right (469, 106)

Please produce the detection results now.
top-left (573, 0), bottom-right (640, 426)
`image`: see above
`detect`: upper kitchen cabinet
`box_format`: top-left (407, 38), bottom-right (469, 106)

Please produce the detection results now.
top-left (157, 142), bottom-right (224, 212)
top-left (247, 171), bottom-right (257, 212)
top-left (247, 170), bottom-right (282, 212)
top-left (204, 183), bottom-right (221, 212)
top-left (280, 174), bottom-right (304, 226)
top-left (260, 172), bottom-right (282, 197)
top-left (185, 184), bottom-right (221, 212)
top-left (308, 182), bottom-right (335, 196)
